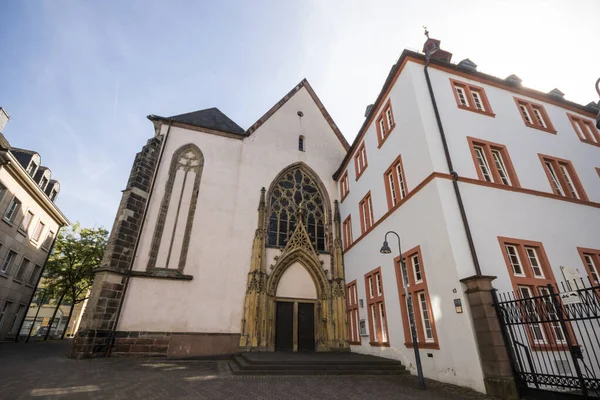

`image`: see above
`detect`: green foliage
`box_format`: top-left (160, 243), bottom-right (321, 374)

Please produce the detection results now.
top-left (44, 223), bottom-right (108, 305)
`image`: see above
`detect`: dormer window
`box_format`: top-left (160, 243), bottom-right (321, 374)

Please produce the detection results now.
top-left (49, 189), bottom-right (58, 201)
top-left (298, 135), bottom-right (305, 152)
top-left (26, 162), bottom-right (37, 176)
top-left (39, 176), bottom-right (49, 190)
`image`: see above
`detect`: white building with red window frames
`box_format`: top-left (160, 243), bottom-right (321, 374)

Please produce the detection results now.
top-left (73, 36), bottom-right (599, 397)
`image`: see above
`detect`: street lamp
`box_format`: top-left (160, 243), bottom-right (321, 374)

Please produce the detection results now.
top-left (380, 231), bottom-right (425, 390)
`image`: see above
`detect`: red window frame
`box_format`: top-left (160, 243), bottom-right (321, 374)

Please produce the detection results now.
top-left (358, 192), bottom-right (373, 234)
top-left (450, 79), bottom-right (494, 117)
top-left (514, 97), bottom-right (556, 134)
top-left (577, 247), bottom-right (600, 286)
top-left (346, 280), bottom-right (361, 345)
top-left (364, 267), bottom-right (389, 346)
top-left (498, 237), bottom-right (573, 350)
top-left (339, 170), bottom-right (349, 202)
top-left (376, 99), bottom-right (396, 148)
top-left (342, 215), bottom-right (353, 250)
top-left (383, 155), bottom-right (408, 210)
top-left (354, 142), bottom-right (368, 180)
top-left (567, 113), bottom-right (600, 147)
top-left (394, 245), bottom-right (439, 349)
top-left (538, 154), bottom-right (588, 201)
top-left (467, 137), bottom-right (520, 187)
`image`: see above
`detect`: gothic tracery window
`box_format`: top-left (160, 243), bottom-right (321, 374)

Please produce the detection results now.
top-left (268, 167), bottom-right (326, 251)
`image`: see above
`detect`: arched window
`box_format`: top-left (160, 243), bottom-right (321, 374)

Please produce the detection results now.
top-left (268, 167), bottom-right (325, 251)
top-left (298, 135), bottom-right (305, 152)
top-left (148, 144), bottom-right (204, 272)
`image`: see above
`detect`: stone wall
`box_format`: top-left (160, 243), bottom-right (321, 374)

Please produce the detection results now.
top-left (71, 136), bottom-right (162, 359)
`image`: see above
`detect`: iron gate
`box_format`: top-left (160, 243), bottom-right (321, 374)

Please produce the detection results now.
top-left (493, 279), bottom-right (600, 399)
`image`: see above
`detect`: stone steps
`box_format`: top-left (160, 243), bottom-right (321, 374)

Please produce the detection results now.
top-left (230, 353), bottom-right (409, 376)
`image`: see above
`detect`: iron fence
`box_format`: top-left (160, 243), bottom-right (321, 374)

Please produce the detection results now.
top-left (494, 278), bottom-right (600, 399)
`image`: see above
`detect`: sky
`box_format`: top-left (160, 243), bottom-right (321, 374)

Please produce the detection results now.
top-left (1, 0), bottom-right (599, 231)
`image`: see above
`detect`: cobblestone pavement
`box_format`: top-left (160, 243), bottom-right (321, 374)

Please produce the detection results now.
top-left (0, 340), bottom-right (493, 400)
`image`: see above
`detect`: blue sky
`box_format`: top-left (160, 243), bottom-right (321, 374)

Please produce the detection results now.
top-left (2, 0), bottom-right (599, 230)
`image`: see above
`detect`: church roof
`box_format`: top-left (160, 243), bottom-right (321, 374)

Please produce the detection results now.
top-left (167, 107), bottom-right (246, 136)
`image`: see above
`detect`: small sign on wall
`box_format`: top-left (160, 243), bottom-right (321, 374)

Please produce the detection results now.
top-left (560, 291), bottom-right (582, 305)
top-left (454, 299), bottom-right (463, 313)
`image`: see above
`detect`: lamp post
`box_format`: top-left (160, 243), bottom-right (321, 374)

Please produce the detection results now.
top-left (380, 231), bottom-right (425, 390)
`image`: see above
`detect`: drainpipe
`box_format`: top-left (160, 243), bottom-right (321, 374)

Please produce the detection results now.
top-left (105, 119), bottom-right (173, 356)
top-left (423, 55), bottom-right (482, 276)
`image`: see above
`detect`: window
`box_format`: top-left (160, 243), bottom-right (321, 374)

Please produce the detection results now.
top-left (9, 304), bottom-right (25, 334)
top-left (383, 155), bottom-right (408, 209)
top-left (19, 210), bottom-right (34, 233)
top-left (395, 246), bottom-right (438, 348)
top-left (0, 250), bottom-right (17, 274)
top-left (26, 161), bottom-right (37, 176)
top-left (539, 155), bottom-right (588, 201)
top-left (567, 114), bottom-right (600, 146)
top-left (364, 268), bottom-right (388, 346)
top-left (49, 189), bottom-right (58, 202)
top-left (468, 137), bottom-right (520, 187)
top-left (376, 100), bottom-right (395, 147)
top-left (28, 265), bottom-right (42, 286)
top-left (39, 175), bottom-right (49, 190)
top-left (354, 142), bottom-right (368, 180)
top-left (358, 192), bottom-right (373, 234)
top-left (42, 231), bottom-right (55, 251)
top-left (298, 135), bottom-right (305, 152)
top-left (267, 166), bottom-right (326, 251)
top-left (0, 301), bottom-right (12, 330)
top-left (0, 183), bottom-right (6, 202)
top-left (32, 221), bottom-right (45, 243)
top-left (577, 248), bottom-right (600, 285)
top-left (514, 98), bottom-right (556, 133)
top-left (15, 258), bottom-right (30, 281)
top-left (342, 215), bottom-right (353, 250)
top-left (4, 197), bottom-right (21, 223)
top-left (498, 237), bottom-right (568, 348)
top-left (346, 280), bottom-right (360, 345)
top-left (450, 79), bottom-right (494, 116)
top-left (339, 171), bottom-right (349, 202)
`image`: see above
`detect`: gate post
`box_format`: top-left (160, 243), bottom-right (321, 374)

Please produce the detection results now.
top-left (461, 275), bottom-right (519, 399)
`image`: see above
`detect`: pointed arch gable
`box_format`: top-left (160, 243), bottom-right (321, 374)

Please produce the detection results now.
top-left (267, 248), bottom-right (329, 299)
top-left (265, 162), bottom-right (332, 252)
top-left (147, 143), bottom-right (204, 272)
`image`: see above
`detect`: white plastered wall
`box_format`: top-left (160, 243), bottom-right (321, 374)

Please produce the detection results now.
top-left (118, 86), bottom-right (346, 334)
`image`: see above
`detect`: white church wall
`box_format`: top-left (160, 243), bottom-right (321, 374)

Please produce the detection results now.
top-left (276, 262), bottom-right (317, 299)
top-left (119, 85), bottom-right (346, 335)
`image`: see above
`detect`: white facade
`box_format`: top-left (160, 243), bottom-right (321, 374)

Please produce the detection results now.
top-left (337, 52), bottom-right (599, 392)
top-left (119, 85), bottom-right (347, 334)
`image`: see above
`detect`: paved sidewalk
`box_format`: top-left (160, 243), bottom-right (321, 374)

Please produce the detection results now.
top-left (0, 340), bottom-right (492, 399)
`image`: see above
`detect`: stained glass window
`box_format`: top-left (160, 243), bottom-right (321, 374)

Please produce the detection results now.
top-left (268, 167), bottom-right (326, 251)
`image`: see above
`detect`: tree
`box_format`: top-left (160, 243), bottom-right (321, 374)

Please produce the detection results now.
top-left (43, 223), bottom-right (108, 340)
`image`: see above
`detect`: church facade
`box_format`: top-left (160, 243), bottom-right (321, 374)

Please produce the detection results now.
top-left (72, 38), bottom-right (600, 396)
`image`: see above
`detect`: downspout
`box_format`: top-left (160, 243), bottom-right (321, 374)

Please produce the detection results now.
top-left (106, 119), bottom-right (173, 356)
top-left (423, 56), bottom-right (482, 276)
top-left (14, 226), bottom-right (62, 342)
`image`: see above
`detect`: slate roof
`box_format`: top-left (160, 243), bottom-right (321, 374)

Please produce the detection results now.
top-left (167, 107), bottom-right (246, 136)
top-left (9, 147), bottom-right (38, 170)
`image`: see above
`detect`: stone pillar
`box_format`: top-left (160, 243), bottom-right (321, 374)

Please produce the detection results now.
top-left (460, 275), bottom-right (519, 399)
top-left (71, 136), bottom-right (162, 359)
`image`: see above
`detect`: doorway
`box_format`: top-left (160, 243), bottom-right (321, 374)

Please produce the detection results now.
top-left (275, 300), bottom-right (315, 352)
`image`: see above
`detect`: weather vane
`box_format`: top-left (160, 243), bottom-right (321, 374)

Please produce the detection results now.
top-left (423, 26), bottom-right (429, 39)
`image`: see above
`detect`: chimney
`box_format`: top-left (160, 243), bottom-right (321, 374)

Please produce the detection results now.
top-left (364, 104), bottom-right (374, 118)
top-left (505, 74), bottom-right (523, 87)
top-left (548, 88), bottom-right (564, 98)
top-left (422, 38), bottom-right (452, 63)
top-left (457, 59), bottom-right (477, 72)
top-left (0, 108), bottom-right (9, 132)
